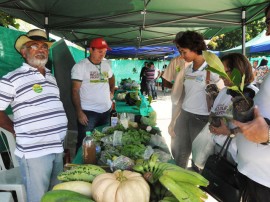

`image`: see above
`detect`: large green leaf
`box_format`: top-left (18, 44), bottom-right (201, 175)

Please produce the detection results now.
top-left (240, 74), bottom-right (245, 92)
top-left (205, 66), bottom-right (228, 79)
top-left (203, 51), bottom-right (226, 74)
top-left (230, 68), bottom-right (242, 87)
top-left (227, 86), bottom-right (240, 93)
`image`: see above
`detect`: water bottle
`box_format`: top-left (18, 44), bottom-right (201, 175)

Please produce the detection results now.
top-left (82, 131), bottom-right (96, 164)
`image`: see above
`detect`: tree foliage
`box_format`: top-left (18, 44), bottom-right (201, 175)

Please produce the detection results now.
top-left (0, 11), bottom-right (20, 29)
top-left (209, 18), bottom-right (266, 51)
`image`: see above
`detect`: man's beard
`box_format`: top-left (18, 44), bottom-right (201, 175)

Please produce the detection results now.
top-left (27, 53), bottom-right (48, 68)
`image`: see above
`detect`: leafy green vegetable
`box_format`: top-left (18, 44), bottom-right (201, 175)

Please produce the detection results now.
top-left (104, 124), bottom-right (126, 135)
top-left (140, 111), bottom-right (157, 126)
top-left (120, 144), bottom-right (146, 159)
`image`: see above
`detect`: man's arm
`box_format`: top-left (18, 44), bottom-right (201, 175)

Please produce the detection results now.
top-left (0, 111), bottom-right (15, 135)
top-left (71, 80), bottom-right (88, 126)
top-left (233, 106), bottom-right (269, 144)
top-left (139, 67), bottom-right (145, 80)
top-left (109, 74), bottom-right (115, 99)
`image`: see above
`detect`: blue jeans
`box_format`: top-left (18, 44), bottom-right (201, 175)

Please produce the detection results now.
top-left (76, 109), bottom-right (110, 151)
top-left (16, 153), bottom-right (63, 202)
top-left (146, 80), bottom-right (157, 99)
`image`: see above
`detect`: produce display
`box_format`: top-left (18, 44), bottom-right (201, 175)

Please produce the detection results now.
top-left (125, 91), bottom-right (141, 106)
top-left (41, 190), bottom-right (94, 202)
top-left (91, 122), bottom-right (170, 170)
top-left (57, 164), bottom-right (106, 182)
top-left (133, 154), bottom-right (209, 202)
top-left (44, 154), bottom-right (209, 202)
top-left (91, 170), bottom-right (150, 202)
top-left (41, 100), bottom-right (210, 202)
top-left (118, 78), bottom-right (140, 91)
top-left (52, 181), bottom-right (92, 197)
top-left (116, 92), bottom-right (128, 101)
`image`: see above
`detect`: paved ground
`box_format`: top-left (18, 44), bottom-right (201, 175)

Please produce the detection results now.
top-left (150, 88), bottom-right (172, 148)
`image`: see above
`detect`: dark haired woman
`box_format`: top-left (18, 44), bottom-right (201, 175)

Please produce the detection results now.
top-left (172, 31), bottom-right (221, 168)
top-left (209, 53), bottom-right (259, 201)
top-left (209, 53), bottom-right (259, 164)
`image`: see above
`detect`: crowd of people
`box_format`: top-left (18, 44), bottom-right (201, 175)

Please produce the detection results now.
top-left (0, 3), bottom-right (269, 202)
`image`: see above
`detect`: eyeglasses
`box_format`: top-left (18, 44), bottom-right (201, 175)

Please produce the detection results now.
top-left (26, 44), bottom-right (49, 51)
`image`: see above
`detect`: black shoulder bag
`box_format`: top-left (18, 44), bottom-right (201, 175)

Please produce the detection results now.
top-left (201, 136), bottom-right (242, 202)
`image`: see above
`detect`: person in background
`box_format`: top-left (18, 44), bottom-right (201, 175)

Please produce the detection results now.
top-left (145, 61), bottom-right (157, 100)
top-left (160, 64), bottom-right (167, 92)
top-left (252, 60), bottom-right (259, 72)
top-left (251, 60), bottom-right (259, 85)
top-left (162, 31), bottom-right (189, 138)
top-left (254, 58), bottom-right (269, 88)
top-left (172, 31), bottom-right (220, 168)
top-left (231, 4), bottom-right (270, 201)
top-left (71, 38), bottom-right (115, 152)
top-left (0, 29), bottom-right (68, 202)
top-left (140, 61), bottom-right (148, 95)
top-left (154, 66), bottom-right (161, 91)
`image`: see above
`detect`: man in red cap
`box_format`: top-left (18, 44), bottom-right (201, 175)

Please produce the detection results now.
top-left (0, 29), bottom-right (68, 202)
top-left (71, 37), bottom-right (115, 151)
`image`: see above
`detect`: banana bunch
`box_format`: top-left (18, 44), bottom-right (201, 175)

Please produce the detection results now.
top-left (149, 180), bottom-right (171, 201)
top-left (159, 173), bottom-right (208, 202)
top-left (133, 153), bottom-right (161, 183)
top-left (58, 164), bottom-right (106, 183)
top-left (133, 154), bottom-right (209, 202)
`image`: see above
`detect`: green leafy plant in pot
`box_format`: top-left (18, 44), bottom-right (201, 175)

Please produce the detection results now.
top-left (202, 51), bottom-right (255, 123)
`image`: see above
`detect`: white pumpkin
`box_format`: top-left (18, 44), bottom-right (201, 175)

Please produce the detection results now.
top-left (92, 170), bottom-right (150, 202)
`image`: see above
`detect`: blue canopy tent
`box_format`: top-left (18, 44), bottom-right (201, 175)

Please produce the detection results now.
top-left (221, 30), bottom-right (270, 56)
top-left (250, 40), bottom-right (270, 54)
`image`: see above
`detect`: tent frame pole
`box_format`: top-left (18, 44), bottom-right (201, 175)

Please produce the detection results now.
top-left (242, 7), bottom-right (246, 56)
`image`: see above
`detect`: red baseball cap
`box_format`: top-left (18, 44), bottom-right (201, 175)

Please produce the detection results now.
top-left (89, 37), bottom-right (111, 50)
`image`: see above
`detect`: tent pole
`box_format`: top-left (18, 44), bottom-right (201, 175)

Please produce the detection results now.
top-left (44, 15), bottom-right (49, 39)
top-left (242, 8), bottom-right (246, 56)
top-left (85, 41), bottom-right (88, 58)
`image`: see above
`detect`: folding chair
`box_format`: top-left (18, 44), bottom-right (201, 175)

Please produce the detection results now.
top-left (0, 128), bottom-right (27, 202)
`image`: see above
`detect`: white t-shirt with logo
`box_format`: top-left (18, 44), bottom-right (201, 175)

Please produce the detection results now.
top-left (71, 58), bottom-right (113, 113)
top-left (182, 62), bottom-right (220, 115)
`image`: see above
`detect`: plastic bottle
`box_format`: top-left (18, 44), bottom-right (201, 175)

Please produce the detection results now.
top-left (82, 131), bottom-right (96, 164)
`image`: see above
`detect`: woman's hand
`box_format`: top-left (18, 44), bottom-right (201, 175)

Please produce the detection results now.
top-left (209, 118), bottom-right (230, 136)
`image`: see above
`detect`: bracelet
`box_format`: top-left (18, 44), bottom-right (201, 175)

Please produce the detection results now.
top-left (261, 126), bottom-right (270, 145)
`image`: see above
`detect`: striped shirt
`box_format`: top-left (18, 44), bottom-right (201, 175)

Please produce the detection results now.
top-left (0, 63), bottom-right (68, 159)
top-left (145, 68), bottom-right (156, 81)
